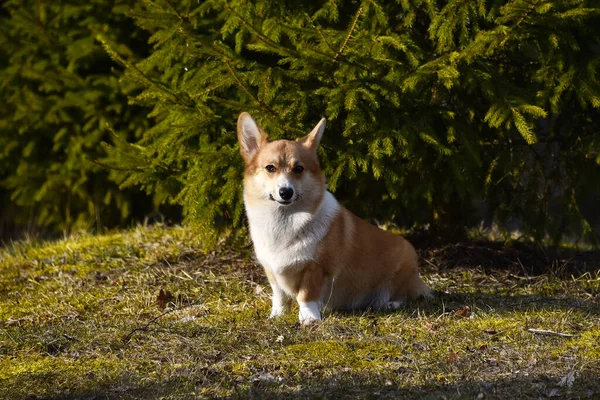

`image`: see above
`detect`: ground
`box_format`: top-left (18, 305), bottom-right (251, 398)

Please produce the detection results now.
top-left (0, 225), bottom-right (599, 399)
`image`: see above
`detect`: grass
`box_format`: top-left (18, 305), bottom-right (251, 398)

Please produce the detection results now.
top-left (1, 224), bottom-right (599, 399)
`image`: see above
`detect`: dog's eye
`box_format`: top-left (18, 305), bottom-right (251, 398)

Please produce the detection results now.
top-left (292, 165), bottom-right (304, 173)
top-left (265, 165), bottom-right (276, 173)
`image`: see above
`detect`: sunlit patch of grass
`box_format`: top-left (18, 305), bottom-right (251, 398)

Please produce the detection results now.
top-left (1, 224), bottom-right (599, 399)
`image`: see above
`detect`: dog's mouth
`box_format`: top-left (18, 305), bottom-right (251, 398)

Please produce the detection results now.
top-left (269, 194), bottom-right (293, 205)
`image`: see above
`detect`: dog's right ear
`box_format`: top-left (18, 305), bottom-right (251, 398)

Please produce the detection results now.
top-left (237, 112), bottom-right (267, 163)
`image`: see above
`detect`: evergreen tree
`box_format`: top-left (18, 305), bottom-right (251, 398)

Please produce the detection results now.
top-left (0, 0), bottom-right (155, 237)
top-left (101, 0), bottom-right (600, 245)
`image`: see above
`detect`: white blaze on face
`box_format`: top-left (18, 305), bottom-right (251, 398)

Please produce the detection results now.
top-left (276, 175), bottom-right (295, 202)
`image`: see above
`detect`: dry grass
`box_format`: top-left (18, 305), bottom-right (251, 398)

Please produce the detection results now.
top-left (1, 224), bottom-right (599, 399)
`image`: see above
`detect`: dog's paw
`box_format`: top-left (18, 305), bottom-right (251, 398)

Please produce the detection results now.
top-left (269, 306), bottom-right (286, 319)
top-left (298, 301), bottom-right (321, 325)
top-left (386, 300), bottom-right (404, 310)
top-left (298, 312), bottom-right (321, 325)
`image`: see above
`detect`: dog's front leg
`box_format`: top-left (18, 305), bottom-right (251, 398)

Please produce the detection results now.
top-left (297, 263), bottom-right (325, 324)
top-left (265, 268), bottom-right (291, 318)
top-left (270, 286), bottom-right (290, 318)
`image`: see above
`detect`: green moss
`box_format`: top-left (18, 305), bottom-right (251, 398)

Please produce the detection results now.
top-left (567, 328), bottom-right (600, 360)
top-left (0, 355), bottom-right (127, 398)
top-left (1, 225), bottom-right (599, 399)
top-left (284, 340), bottom-right (400, 369)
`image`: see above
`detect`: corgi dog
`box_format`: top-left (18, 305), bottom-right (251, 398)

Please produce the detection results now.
top-left (237, 112), bottom-right (431, 324)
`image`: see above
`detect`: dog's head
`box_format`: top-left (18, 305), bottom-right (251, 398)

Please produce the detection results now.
top-left (237, 112), bottom-right (327, 210)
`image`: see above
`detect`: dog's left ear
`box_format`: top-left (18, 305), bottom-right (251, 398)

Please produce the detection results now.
top-left (298, 118), bottom-right (326, 153)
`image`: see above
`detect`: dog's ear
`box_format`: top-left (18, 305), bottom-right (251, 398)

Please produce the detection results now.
top-left (298, 118), bottom-right (326, 153)
top-left (237, 112), bottom-right (267, 163)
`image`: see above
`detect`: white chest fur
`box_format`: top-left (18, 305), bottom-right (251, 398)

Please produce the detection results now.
top-left (245, 191), bottom-right (340, 274)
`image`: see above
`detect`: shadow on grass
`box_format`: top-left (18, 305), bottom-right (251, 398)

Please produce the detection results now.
top-left (327, 288), bottom-right (600, 320)
top-left (435, 290), bottom-right (599, 316)
top-left (8, 368), bottom-right (599, 399)
top-left (238, 370), bottom-right (600, 400)
top-left (413, 239), bottom-right (600, 277)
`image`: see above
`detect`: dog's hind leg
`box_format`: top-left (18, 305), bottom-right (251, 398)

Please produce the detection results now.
top-left (390, 241), bottom-right (433, 302)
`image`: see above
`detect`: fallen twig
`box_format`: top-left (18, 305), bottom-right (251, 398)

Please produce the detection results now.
top-left (527, 328), bottom-right (576, 338)
top-left (122, 297), bottom-right (204, 343)
top-left (421, 257), bottom-right (439, 270)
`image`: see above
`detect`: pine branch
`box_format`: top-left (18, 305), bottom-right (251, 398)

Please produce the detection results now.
top-left (317, 27), bottom-right (337, 56)
top-left (223, 59), bottom-right (268, 110)
top-left (210, 91), bottom-right (306, 136)
top-left (188, 83), bottom-right (228, 100)
top-left (99, 35), bottom-right (194, 109)
top-left (20, 6), bottom-right (56, 49)
top-left (513, 0), bottom-right (539, 29)
top-left (163, 0), bottom-right (187, 20)
top-left (224, 5), bottom-right (298, 58)
top-left (334, 7), bottom-right (363, 61)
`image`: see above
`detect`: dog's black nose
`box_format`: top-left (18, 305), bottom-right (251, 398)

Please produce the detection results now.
top-left (279, 187), bottom-right (294, 201)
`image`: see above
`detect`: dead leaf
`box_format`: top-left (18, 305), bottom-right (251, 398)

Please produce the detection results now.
top-left (94, 271), bottom-right (108, 281)
top-left (176, 293), bottom-right (192, 305)
top-left (254, 285), bottom-right (265, 295)
top-left (174, 368), bottom-right (192, 377)
top-left (447, 352), bottom-right (458, 364)
top-left (547, 388), bottom-right (560, 397)
top-left (558, 370), bottom-right (575, 388)
top-left (20, 262), bottom-right (33, 270)
top-left (157, 289), bottom-right (174, 309)
top-left (6, 317), bottom-right (23, 326)
top-left (253, 371), bottom-right (279, 383)
top-left (423, 321), bottom-right (437, 331)
top-left (479, 344), bottom-right (488, 352)
top-left (455, 306), bottom-right (471, 318)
